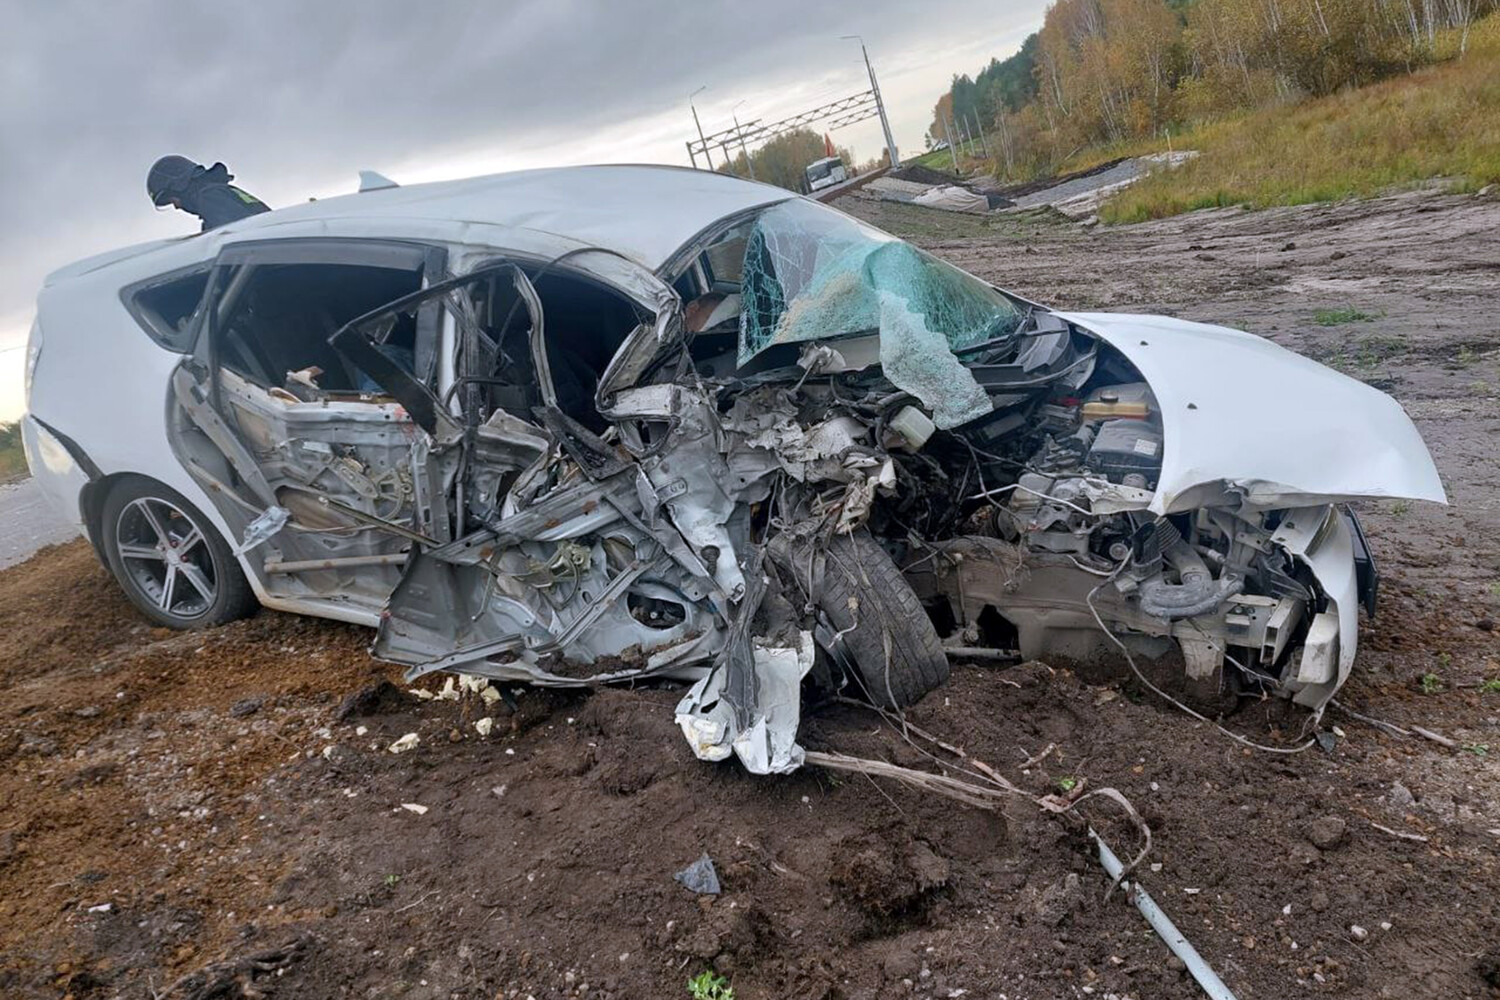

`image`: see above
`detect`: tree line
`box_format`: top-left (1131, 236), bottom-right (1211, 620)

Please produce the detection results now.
top-left (931, 0), bottom-right (1498, 179)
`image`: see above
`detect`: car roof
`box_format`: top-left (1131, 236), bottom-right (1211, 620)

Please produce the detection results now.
top-left (46, 164), bottom-right (796, 289)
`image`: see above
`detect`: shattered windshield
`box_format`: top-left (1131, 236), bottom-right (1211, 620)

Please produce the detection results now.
top-left (738, 199), bottom-right (1024, 365)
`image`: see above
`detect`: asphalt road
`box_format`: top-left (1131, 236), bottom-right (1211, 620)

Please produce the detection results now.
top-left (0, 478), bottom-right (81, 570)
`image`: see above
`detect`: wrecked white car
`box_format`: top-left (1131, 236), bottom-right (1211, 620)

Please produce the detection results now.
top-left (24, 166), bottom-right (1443, 772)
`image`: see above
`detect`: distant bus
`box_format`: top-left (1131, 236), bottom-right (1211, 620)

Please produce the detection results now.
top-left (803, 156), bottom-right (847, 193)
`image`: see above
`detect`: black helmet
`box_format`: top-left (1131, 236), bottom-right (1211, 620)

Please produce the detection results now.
top-left (147, 155), bottom-right (202, 206)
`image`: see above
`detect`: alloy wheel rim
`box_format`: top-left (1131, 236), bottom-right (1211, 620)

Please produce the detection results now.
top-left (115, 497), bottom-right (217, 619)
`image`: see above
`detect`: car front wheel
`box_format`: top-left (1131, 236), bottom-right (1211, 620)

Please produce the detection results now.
top-left (100, 477), bottom-right (258, 629)
top-left (769, 530), bottom-right (951, 709)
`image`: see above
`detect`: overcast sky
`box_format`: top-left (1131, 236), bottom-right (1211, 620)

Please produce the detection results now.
top-left (0, 0), bottom-right (1045, 421)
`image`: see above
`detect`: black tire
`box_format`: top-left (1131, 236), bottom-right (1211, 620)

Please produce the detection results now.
top-left (100, 476), bottom-right (259, 629)
top-left (772, 530), bottom-right (949, 709)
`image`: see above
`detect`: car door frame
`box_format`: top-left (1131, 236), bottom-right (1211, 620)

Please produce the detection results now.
top-left (166, 236), bottom-right (451, 619)
top-left (197, 237), bottom-right (448, 393)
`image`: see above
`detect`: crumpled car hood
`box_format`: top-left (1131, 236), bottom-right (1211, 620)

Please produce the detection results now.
top-left (1057, 311), bottom-right (1446, 514)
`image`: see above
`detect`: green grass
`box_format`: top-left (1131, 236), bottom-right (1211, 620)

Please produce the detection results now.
top-left (1479, 679), bottom-right (1500, 693)
top-left (1419, 671), bottom-right (1443, 694)
top-left (910, 135), bottom-right (987, 174)
top-left (1354, 334), bottom-right (1407, 367)
top-left (687, 971), bottom-right (735, 1000)
top-left (1315, 308), bottom-right (1378, 326)
top-left (1101, 17), bottom-right (1500, 223)
top-left (1318, 332), bottom-right (1407, 377)
top-left (0, 422), bottom-right (27, 483)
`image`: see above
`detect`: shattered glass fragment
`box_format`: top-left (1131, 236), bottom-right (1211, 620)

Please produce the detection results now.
top-left (876, 289), bottom-right (993, 429)
top-left (674, 853), bottom-right (721, 895)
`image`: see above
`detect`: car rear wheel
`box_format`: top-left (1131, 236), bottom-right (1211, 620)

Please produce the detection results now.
top-left (100, 477), bottom-right (258, 629)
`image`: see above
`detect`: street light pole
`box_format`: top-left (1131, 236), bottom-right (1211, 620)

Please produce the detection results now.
top-left (690, 85), bottom-right (714, 171)
top-left (731, 99), bottom-right (756, 181)
top-left (841, 35), bottom-right (899, 168)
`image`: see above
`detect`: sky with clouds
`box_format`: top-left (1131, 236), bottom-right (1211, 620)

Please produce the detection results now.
top-left (0, 0), bottom-right (1046, 421)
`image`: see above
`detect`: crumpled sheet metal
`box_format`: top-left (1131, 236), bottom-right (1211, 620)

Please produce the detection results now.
top-left (1054, 310), bottom-right (1446, 514)
top-left (234, 504), bottom-right (290, 555)
top-left (726, 395), bottom-right (873, 481)
top-left (722, 398), bottom-right (896, 533)
top-left (741, 414), bottom-right (869, 480)
top-left (831, 458), bottom-right (895, 533)
top-left (674, 630), bottom-right (815, 774)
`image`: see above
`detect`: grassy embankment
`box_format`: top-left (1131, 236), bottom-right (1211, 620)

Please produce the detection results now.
top-left (1101, 17), bottom-right (1500, 223)
top-left (0, 423), bottom-right (28, 483)
top-left (909, 136), bottom-right (987, 173)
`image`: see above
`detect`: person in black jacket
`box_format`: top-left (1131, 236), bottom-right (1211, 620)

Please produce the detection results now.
top-left (147, 156), bottom-right (270, 230)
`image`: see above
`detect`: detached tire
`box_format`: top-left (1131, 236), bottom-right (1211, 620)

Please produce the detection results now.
top-left (100, 476), bottom-right (258, 630)
top-left (772, 530), bottom-right (949, 709)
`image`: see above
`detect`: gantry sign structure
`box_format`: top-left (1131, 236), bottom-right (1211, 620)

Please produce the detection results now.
top-left (687, 38), bottom-right (900, 174)
top-left (686, 89), bottom-right (882, 171)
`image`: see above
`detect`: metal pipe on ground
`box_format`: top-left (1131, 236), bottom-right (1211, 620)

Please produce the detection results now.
top-left (1090, 829), bottom-right (1240, 1000)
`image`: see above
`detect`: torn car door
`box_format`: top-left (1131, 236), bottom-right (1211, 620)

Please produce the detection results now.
top-left (165, 238), bottom-right (449, 619)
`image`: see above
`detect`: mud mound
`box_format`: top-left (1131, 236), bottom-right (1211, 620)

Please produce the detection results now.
top-left (575, 687), bottom-right (683, 794)
top-left (332, 678), bottom-right (409, 720)
top-left (829, 828), bottom-right (950, 923)
top-left (888, 163), bottom-right (965, 186)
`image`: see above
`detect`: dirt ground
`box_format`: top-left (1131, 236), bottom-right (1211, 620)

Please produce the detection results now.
top-left (2, 188), bottom-right (1498, 1000)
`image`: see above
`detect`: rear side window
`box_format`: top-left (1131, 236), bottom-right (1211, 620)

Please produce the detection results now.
top-left (123, 268), bottom-right (211, 351)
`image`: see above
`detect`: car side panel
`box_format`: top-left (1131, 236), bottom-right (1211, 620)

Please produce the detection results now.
top-left (21, 416), bottom-right (90, 531)
top-left (28, 277), bottom-right (276, 603)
